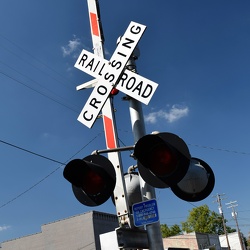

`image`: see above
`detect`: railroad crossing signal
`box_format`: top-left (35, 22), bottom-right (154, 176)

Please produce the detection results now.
top-left (74, 21), bottom-right (158, 128)
top-left (65, 1), bottom-right (216, 248)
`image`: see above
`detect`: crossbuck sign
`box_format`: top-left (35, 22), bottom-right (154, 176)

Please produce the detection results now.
top-left (75, 21), bottom-right (158, 128)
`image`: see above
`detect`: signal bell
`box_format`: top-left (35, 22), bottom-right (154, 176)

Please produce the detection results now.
top-left (134, 132), bottom-right (215, 202)
top-left (63, 155), bottom-right (116, 207)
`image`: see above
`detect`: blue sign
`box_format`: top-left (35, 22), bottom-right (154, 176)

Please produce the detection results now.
top-left (132, 199), bottom-right (159, 227)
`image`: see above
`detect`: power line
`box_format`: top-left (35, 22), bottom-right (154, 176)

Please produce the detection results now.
top-left (0, 166), bottom-right (61, 209)
top-left (0, 33), bottom-right (82, 114)
top-left (188, 143), bottom-right (250, 155)
top-left (0, 59), bottom-right (80, 111)
top-left (0, 33), bottom-right (75, 90)
top-left (0, 132), bottom-right (103, 209)
top-left (118, 129), bottom-right (250, 156)
top-left (0, 71), bottom-right (79, 113)
top-left (0, 139), bottom-right (65, 165)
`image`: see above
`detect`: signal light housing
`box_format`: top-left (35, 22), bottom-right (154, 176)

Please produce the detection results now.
top-left (112, 172), bottom-right (142, 210)
top-left (134, 132), bottom-right (191, 188)
top-left (63, 155), bottom-right (116, 207)
top-left (171, 157), bottom-right (215, 202)
top-left (134, 132), bottom-right (215, 202)
top-left (124, 172), bottom-right (142, 207)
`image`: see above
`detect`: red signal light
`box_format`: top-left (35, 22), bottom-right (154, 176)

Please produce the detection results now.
top-left (134, 132), bottom-right (191, 188)
top-left (81, 169), bottom-right (106, 195)
top-left (110, 88), bottom-right (119, 96)
top-left (63, 155), bottom-right (116, 206)
top-left (148, 144), bottom-right (178, 176)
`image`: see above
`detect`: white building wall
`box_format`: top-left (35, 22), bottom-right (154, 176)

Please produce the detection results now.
top-left (219, 231), bottom-right (246, 250)
top-left (163, 232), bottom-right (221, 250)
top-left (0, 211), bottom-right (118, 250)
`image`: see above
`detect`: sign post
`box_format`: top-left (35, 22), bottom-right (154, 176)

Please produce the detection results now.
top-left (127, 61), bottom-right (165, 250)
top-left (84, 0), bottom-right (131, 227)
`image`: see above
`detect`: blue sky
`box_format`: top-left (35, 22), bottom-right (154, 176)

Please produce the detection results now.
top-left (1, 0), bottom-right (250, 243)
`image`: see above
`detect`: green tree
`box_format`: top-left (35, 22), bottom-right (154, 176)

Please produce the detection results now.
top-left (161, 224), bottom-right (182, 238)
top-left (181, 205), bottom-right (236, 235)
top-left (161, 224), bottom-right (171, 237)
top-left (247, 232), bottom-right (250, 247)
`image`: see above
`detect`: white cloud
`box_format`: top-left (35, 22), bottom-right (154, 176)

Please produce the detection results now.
top-left (104, 48), bottom-right (111, 57)
top-left (42, 132), bottom-right (49, 138)
top-left (61, 35), bottom-right (81, 58)
top-left (0, 225), bottom-right (11, 232)
top-left (145, 105), bottom-right (189, 124)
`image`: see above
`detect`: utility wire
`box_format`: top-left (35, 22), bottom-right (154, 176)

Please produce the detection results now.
top-left (0, 166), bottom-right (61, 209)
top-left (118, 129), bottom-right (250, 156)
top-left (0, 132), bottom-right (103, 209)
top-left (0, 139), bottom-right (65, 165)
top-left (188, 143), bottom-right (250, 155)
top-left (0, 60), bottom-right (80, 112)
top-left (0, 33), bottom-right (82, 114)
top-left (0, 71), bottom-right (79, 113)
top-left (0, 34), bottom-right (75, 90)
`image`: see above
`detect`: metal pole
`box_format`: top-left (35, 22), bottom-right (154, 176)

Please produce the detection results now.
top-left (86, 0), bottom-right (131, 227)
top-left (126, 54), bottom-right (164, 250)
top-left (226, 201), bottom-right (245, 250)
top-left (214, 194), bottom-right (231, 250)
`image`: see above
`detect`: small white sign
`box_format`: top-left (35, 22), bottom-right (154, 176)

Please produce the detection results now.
top-left (76, 21), bottom-right (146, 128)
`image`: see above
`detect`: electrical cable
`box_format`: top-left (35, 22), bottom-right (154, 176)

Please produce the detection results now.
top-left (0, 70), bottom-right (79, 113)
top-left (0, 33), bottom-right (83, 115)
top-left (0, 139), bottom-right (65, 165)
top-left (0, 166), bottom-right (61, 209)
top-left (0, 132), bottom-right (103, 209)
top-left (0, 34), bottom-right (75, 90)
top-left (188, 143), bottom-right (250, 155)
top-left (0, 60), bottom-right (80, 112)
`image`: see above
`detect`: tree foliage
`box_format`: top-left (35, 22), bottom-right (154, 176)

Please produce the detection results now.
top-left (161, 224), bottom-right (182, 238)
top-left (181, 205), bottom-right (236, 235)
top-left (247, 232), bottom-right (250, 247)
top-left (161, 205), bottom-right (236, 237)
